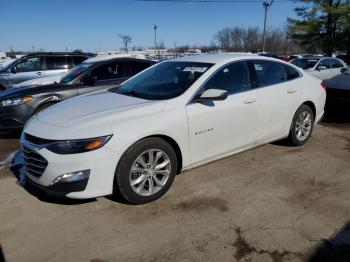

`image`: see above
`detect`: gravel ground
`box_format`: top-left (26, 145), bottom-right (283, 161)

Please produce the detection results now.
top-left (0, 118), bottom-right (349, 262)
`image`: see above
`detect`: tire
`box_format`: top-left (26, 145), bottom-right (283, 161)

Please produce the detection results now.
top-left (114, 137), bottom-right (178, 204)
top-left (288, 104), bottom-right (315, 146)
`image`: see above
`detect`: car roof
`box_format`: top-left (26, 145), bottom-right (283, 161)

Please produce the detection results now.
top-left (85, 54), bottom-right (149, 64)
top-left (171, 53), bottom-right (261, 64)
top-left (25, 52), bottom-right (94, 57)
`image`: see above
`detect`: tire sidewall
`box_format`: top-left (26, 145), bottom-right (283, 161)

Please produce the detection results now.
top-left (114, 138), bottom-right (177, 204)
top-left (290, 105), bottom-right (315, 146)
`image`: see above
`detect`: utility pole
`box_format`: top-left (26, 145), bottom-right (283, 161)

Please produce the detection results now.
top-left (262, 0), bottom-right (273, 52)
top-left (153, 24), bottom-right (157, 57)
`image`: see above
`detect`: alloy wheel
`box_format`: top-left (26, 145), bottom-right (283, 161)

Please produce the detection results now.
top-left (129, 149), bottom-right (171, 196)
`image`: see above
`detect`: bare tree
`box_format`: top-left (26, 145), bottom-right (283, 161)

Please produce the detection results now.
top-left (119, 34), bottom-right (132, 53)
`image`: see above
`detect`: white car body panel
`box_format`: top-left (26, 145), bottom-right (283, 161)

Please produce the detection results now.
top-left (22, 54), bottom-right (326, 199)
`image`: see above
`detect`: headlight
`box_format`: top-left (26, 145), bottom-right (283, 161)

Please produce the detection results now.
top-left (0, 96), bottom-right (32, 107)
top-left (46, 135), bottom-right (112, 154)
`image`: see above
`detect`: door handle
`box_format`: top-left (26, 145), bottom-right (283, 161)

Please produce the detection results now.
top-left (287, 89), bottom-right (296, 94)
top-left (36, 72), bottom-right (42, 75)
top-left (244, 98), bottom-right (256, 104)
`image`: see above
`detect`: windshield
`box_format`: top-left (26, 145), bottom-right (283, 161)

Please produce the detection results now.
top-left (0, 58), bottom-right (19, 71)
top-left (115, 61), bottom-right (213, 100)
top-left (60, 63), bottom-right (93, 83)
top-left (291, 58), bottom-right (320, 70)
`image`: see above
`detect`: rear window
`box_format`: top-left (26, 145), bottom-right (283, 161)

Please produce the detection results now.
top-left (46, 56), bottom-right (72, 70)
top-left (284, 65), bottom-right (300, 80)
top-left (130, 61), bottom-right (152, 75)
top-left (72, 56), bottom-right (88, 66)
top-left (253, 61), bottom-right (286, 87)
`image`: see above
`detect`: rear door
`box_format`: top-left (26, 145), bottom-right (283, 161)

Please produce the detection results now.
top-left (186, 61), bottom-right (258, 164)
top-left (8, 56), bottom-right (45, 85)
top-left (252, 60), bottom-right (302, 143)
top-left (78, 61), bottom-right (129, 95)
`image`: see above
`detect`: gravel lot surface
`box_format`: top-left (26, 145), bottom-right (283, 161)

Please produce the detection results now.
top-left (0, 117), bottom-right (349, 262)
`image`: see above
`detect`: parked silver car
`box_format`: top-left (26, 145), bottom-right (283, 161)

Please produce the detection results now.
top-left (290, 57), bottom-right (347, 80)
top-left (0, 52), bottom-right (93, 90)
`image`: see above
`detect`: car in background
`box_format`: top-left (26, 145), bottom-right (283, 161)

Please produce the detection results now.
top-left (336, 55), bottom-right (350, 66)
top-left (17, 54), bottom-right (325, 204)
top-left (290, 57), bottom-right (347, 80)
top-left (323, 68), bottom-right (350, 113)
top-left (0, 52), bottom-right (93, 90)
top-left (0, 56), bottom-right (154, 134)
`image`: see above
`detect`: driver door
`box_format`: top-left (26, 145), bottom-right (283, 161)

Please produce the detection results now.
top-left (8, 56), bottom-right (45, 86)
top-left (186, 61), bottom-right (258, 164)
top-left (79, 61), bottom-right (129, 95)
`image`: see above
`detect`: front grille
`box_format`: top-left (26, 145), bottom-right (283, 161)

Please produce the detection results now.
top-left (22, 146), bottom-right (48, 178)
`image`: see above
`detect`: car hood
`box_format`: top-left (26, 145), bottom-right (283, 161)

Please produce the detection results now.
top-left (13, 74), bottom-right (64, 88)
top-left (36, 90), bottom-right (167, 129)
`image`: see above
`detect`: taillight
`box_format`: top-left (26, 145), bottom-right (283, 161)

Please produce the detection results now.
top-left (321, 82), bottom-right (327, 91)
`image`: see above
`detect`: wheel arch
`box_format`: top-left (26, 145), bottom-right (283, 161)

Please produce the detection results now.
top-left (142, 134), bottom-right (183, 175)
top-left (34, 95), bottom-right (61, 113)
top-left (301, 101), bottom-right (316, 118)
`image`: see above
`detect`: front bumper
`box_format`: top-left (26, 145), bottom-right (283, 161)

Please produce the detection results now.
top-left (0, 104), bottom-right (35, 133)
top-left (16, 137), bottom-right (119, 199)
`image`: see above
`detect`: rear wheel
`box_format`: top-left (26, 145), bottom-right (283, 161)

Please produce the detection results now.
top-left (288, 104), bottom-right (314, 146)
top-left (114, 138), bottom-right (177, 204)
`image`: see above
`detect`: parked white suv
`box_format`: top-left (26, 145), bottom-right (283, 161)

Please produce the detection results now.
top-left (19, 54), bottom-right (326, 204)
top-left (290, 57), bottom-right (347, 80)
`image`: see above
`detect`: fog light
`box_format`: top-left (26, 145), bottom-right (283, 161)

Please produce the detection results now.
top-left (50, 170), bottom-right (90, 186)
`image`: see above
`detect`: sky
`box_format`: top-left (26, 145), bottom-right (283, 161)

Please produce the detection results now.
top-left (1, 0), bottom-right (299, 52)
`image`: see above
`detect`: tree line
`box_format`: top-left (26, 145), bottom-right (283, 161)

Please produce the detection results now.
top-left (214, 26), bottom-right (303, 54)
top-left (215, 0), bottom-right (350, 56)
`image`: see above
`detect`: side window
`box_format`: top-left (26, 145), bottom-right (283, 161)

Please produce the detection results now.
top-left (317, 59), bottom-right (332, 69)
top-left (15, 56), bottom-right (44, 72)
top-left (46, 56), bottom-right (70, 70)
top-left (73, 56), bottom-right (88, 66)
top-left (253, 61), bottom-right (286, 87)
top-left (130, 61), bottom-right (151, 75)
top-left (284, 65), bottom-right (300, 80)
top-left (330, 59), bottom-right (343, 69)
top-left (202, 62), bottom-right (251, 94)
top-left (90, 62), bottom-right (126, 81)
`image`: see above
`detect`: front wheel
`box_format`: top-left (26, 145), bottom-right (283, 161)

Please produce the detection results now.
top-left (288, 104), bottom-right (315, 146)
top-left (114, 138), bottom-right (178, 204)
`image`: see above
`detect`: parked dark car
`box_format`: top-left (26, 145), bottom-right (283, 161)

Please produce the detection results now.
top-left (324, 68), bottom-right (350, 113)
top-left (0, 56), bottom-right (155, 134)
top-left (336, 55), bottom-right (350, 66)
top-left (0, 52), bottom-right (94, 90)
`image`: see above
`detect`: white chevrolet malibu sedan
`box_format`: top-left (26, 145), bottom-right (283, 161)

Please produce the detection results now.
top-left (19, 54), bottom-right (326, 204)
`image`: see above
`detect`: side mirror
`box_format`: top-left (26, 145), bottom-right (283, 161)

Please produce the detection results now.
top-left (194, 89), bottom-right (228, 102)
top-left (317, 66), bottom-right (327, 71)
top-left (10, 67), bottom-right (17, 74)
top-left (82, 75), bottom-right (96, 86)
top-left (340, 67), bottom-right (348, 74)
